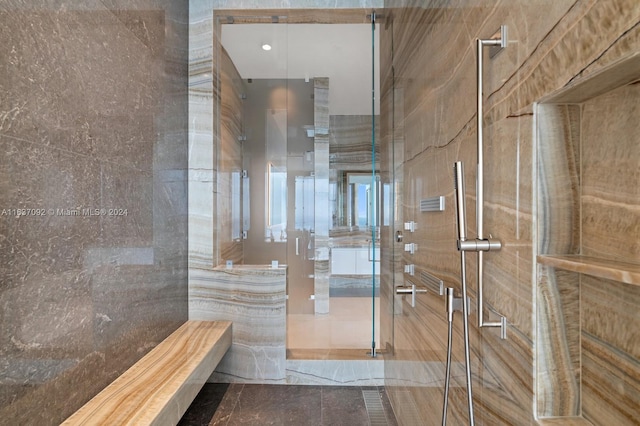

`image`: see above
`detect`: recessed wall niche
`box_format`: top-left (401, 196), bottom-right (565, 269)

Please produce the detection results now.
top-left (535, 52), bottom-right (640, 424)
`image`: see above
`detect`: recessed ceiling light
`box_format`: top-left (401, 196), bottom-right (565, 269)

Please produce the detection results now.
top-left (261, 43), bottom-right (272, 51)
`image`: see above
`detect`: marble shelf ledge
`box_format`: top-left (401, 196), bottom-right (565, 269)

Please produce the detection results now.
top-left (537, 255), bottom-right (640, 286)
top-left (537, 417), bottom-right (593, 425)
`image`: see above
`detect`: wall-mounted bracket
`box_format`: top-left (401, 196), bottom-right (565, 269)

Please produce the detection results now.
top-left (404, 243), bottom-right (417, 254)
top-left (404, 264), bottom-right (415, 276)
top-left (445, 287), bottom-right (472, 322)
top-left (404, 221), bottom-right (417, 232)
top-left (487, 25), bottom-right (508, 58)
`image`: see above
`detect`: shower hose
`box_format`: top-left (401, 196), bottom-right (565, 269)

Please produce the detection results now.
top-left (445, 161), bottom-right (475, 425)
top-left (441, 287), bottom-right (454, 425)
top-left (441, 285), bottom-right (475, 426)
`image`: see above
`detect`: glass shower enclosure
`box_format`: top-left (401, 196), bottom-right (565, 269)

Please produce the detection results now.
top-left (220, 15), bottom-right (381, 356)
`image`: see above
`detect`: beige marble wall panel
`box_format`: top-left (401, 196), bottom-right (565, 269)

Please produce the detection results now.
top-left (329, 115), bottom-right (380, 172)
top-left (0, 4), bottom-right (188, 424)
top-left (381, 0), bottom-right (640, 425)
top-left (189, 5), bottom-right (218, 270)
top-left (486, 0), bottom-right (640, 125)
top-left (582, 274), bottom-right (640, 357)
top-left (219, 48), bottom-right (245, 264)
top-left (581, 332), bottom-right (640, 426)
top-left (536, 267), bottom-right (581, 417)
top-left (475, 329), bottom-right (535, 426)
top-left (189, 266), bottom-right (287, 383)
top-left (537, 104), bottom-right (582, 256)
top-left (535, 53), bottom-right (640, 422)
top-left (582, 275), bottom-right (640, 424)
top-left (484, 115), bottom-right (535, 336)
top-left (581, 277), bottom-right (638, 425)
top-left (581, 82), bottom-right (640, 263)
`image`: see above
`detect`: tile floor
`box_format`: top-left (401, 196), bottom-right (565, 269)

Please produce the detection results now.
top-left (179, 383), bottom-right (398, 426)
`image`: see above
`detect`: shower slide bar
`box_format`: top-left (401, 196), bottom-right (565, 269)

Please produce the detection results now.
top-left (468, 25), bottom-right (509, 339)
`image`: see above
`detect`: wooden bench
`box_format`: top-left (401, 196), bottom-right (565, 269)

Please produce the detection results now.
top-left (62, 320), bottom-right (232, 426)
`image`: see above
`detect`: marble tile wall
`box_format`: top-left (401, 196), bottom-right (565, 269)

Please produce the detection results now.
top-left (190, 265), bottom-right (287, 383)
top-left (380, 0), bottom-right (639, 425)
top-left (329, 115), bottom-right (380, 173)
top-left (535, 102), bottom-right (582, 417)
top-left (579, 79), bottom-right (640, 425)
top-left (0, 2), bottom-right (188, 424)
top-left (219, 48), bottom-right (245, 264)
top-left (536, 58), bottom-right (640, 423)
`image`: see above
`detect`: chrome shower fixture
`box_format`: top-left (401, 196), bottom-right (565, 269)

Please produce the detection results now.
top-left (451, 162), bottom-right (476, 425)
top-left (474, 25), bottom-right (509, 339)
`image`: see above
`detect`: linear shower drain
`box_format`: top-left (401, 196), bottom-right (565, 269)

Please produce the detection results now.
top-left (362, 390), bottom-right (388, 426)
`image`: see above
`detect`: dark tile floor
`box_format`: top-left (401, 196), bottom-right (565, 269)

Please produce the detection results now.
top-left (179, 383), bottom-right (398, 426)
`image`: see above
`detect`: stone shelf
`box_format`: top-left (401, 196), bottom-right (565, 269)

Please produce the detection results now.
top-left (537, 417), bottom-right (593, 426)
top-left (537, 255), bottom-right (640, 287)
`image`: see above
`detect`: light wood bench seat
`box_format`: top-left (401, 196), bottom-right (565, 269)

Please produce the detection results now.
top-left (62, 320), bottom-right (232, 426)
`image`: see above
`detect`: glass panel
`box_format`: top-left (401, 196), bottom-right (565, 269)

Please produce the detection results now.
top-left (295, 176), bottom-right (314, 231)
top-left (266, 162), bottom-right (287, 242)
top-left (222, 17), bottom-right (380, 355)
top-left (370, 14), bottom-right (378, 356)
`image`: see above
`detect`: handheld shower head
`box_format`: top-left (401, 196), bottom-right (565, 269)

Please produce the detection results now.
top-left (453, 161), bottom-right (467, 244)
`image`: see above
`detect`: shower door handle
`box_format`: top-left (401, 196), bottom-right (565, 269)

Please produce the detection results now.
top-left (295, 238), bottom-right (300, 256)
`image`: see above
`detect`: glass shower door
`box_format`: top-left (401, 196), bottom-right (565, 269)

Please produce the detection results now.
top-left (222, 16), bottom-right (380, 355)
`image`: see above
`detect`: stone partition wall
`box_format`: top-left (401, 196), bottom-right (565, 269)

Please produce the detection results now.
top-left (0, 2), bottom-right (189, 424)
top-left (536, 55), bottom-right (640, 423)
top-left (190, 265), bottom-right (287, 383)
top-left (380, 1), bottom-right (639, 425)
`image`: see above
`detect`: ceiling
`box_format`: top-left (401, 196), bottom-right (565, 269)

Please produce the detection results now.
top-left (221, 23), bottom-right (380, 116)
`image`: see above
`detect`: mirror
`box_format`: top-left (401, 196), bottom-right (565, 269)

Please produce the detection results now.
top-left (331, 171), bottom-right (382, 229)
